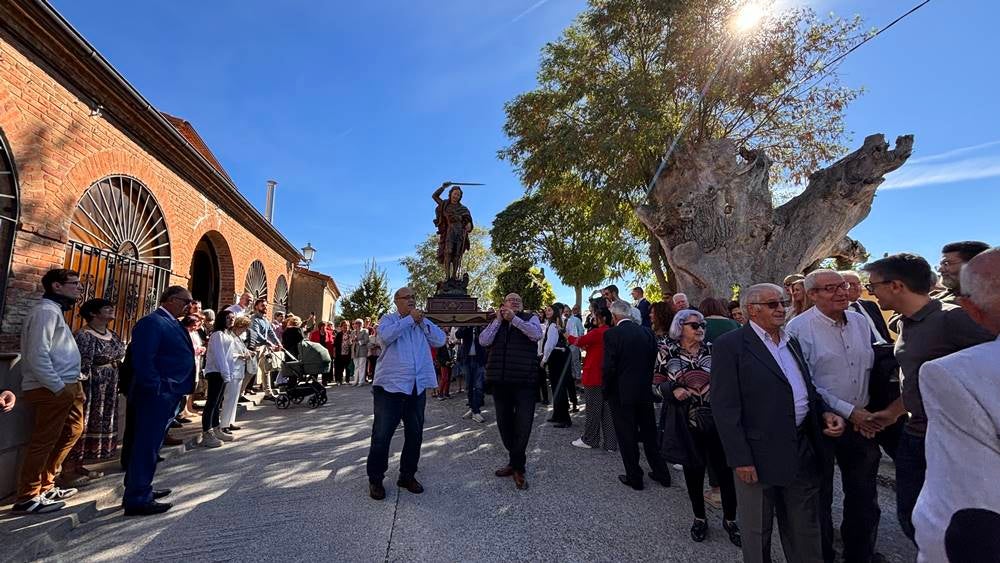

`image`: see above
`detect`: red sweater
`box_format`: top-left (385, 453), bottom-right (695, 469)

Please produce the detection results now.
top-left (567, 325), bottom-right (608, 387)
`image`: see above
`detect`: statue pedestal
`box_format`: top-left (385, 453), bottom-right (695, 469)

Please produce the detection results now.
top-left (426, 294), bottom-right (492, 327)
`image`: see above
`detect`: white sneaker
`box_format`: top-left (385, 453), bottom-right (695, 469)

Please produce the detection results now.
top-left (672, 463), bottom-right (683, 471)
top-left (42, 486), bottom-right (79, 501)
top-left (201, 431), bottom-right (222, 448)
top-left (462, 409), bottom-right (473, 420)
top-left (472, 413), bottom-right (485, 423)
top-left (571, 438), bottom-right (594, 449)
top-left (213, 427), bottom-right (235, 442)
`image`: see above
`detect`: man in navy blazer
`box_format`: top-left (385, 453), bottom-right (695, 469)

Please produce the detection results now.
top-left (122, 286), bottom-right (195, 516)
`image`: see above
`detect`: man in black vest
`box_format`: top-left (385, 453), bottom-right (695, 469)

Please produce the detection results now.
top-left (480, 293), bottom-right (543, 490)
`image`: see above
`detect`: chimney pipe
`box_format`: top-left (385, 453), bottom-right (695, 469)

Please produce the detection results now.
top-left (264, 180), bottom-right (278, 223)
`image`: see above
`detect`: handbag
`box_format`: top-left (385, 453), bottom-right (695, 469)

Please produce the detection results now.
top-left (687, 396), bottom-right (716, 433)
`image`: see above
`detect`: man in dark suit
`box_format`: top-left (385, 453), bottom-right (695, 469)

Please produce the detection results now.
top-left (842, 271), bottom-right (892, 344)
top-left (122, 286), bottom-right (196, 516)
top-left (602, 300), bottom-right (670, 490)
top-left (712, 283), bottom-right (846, 563)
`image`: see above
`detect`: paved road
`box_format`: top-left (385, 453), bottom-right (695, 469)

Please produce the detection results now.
top-left (48, 386), bottom-right (916, 562)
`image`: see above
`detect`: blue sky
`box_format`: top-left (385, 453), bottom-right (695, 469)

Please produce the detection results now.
top-left (51, 0), bottom-right (999, 305)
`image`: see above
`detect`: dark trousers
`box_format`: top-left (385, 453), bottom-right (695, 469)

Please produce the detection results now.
top-left (819, 426), bottom-right (882, 563)
top-left (536, 362), bottom-right (549, 404)
top-left (547, 349), bottom-right (571, 424)
top-left (123, 391), bottom-right (182, 508)
top-left (734, 431), bottom-right (824, 563)
top-left (493, 383), bottom-right (537, 472)
top-left (894, 431), bottom-right (925, 542)
top-left (464, 360), bottom-right (485, 413)
top-left (683, 426), bottom-right (737, 521)
top-left (334, 356), bottom-right (350, 384)
top-left (120, 395), bottom-right (136, 470)
top-left (366, 385), bottom-right (426, 483)
top-left (609, 396), bottom-right (669, 483)
top-left (202, 372), bottom-right (226, 432)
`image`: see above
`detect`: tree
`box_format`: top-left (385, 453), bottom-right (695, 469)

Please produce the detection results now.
top-left (489, 260), bottom-right (557, 313)
top-left (499, 0), bottom-right (864, 294)
top-left (399, 227), bottom-right (500, 309)
top-left (491, 180), bottom-right (643, 310)
top-left (339, 259), bottom-right (392, 321)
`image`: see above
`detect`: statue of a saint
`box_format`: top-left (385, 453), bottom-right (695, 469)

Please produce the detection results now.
top-left (433, 183), bottom-right (473, 281)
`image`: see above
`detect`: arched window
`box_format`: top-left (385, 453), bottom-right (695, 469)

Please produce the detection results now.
top-left (273, 274), bottom-right (288, 314)
top-left (0, 129), bottom-right (19, 318)
top-left (244, 260), bottom-right (268, 302)
top-left (64, 175), bottom-right (172, 336)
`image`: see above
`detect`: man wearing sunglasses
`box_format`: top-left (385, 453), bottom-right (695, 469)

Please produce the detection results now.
top-left (122, 286), bottom-right (196, 516)
top-left (787, 270), bottom-right (882, 563)
top-left (712, 283), bottom-right (846, 563)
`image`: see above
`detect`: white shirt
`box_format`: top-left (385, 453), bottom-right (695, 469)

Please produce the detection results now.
top-left (205, 330), bottom-right (241, 383)
top-left (225, 303), bottom-right (246, 317)
top-left (914, 337), bottom-right (1000, 563)
top-left (541, 323), bottom-right (562, 364)
top-left (749, 320), bottom-right (810, 426)
top-left (786, 307), bottom-right (874, 419)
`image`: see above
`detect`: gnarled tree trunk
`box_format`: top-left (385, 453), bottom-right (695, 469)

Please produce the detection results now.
top-left (636, 134), bottom-right (913, 304)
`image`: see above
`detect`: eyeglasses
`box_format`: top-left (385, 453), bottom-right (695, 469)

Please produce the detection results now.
top-left (750, 300), bottom-right (791, 309)
top-left (864, 280), bottom-right (895, 292)
top-left (682, 322), bottom-right (707, 330)
top-left (939, 259), bottom-right (961, 268)
top-left (815, 281), bottom-right (850, 293)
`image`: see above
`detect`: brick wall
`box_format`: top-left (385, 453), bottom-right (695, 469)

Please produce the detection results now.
top-left (0, 28), bottom-right (294, 350)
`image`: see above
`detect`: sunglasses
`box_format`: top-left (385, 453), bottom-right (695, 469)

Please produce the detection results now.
top-left (750, 300), bottom-right (791, 309)
top-left (683, 322), bottom-right (707, 330)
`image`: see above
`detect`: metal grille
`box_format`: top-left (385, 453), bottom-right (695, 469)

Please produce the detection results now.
top-left (244, 260), bottom-right (267, 302)
top-left (273, 274), bottom-right (288, 313)
top-left (70, 175), bottom-right (171, 269)
top-left (64, 241), bottom-right (171, 339)
top-left (0, 130), bottom-right (18, 319)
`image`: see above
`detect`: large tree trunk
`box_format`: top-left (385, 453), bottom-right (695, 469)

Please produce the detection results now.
top-left (636, 134), bottom-right (913, 304)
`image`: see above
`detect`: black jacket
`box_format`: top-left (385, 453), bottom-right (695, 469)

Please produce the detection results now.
top-left (484, 313), bottom-right (538, 387)
top-left (854, 299), bottom-right (893, 343)
top-left (456, 326), bottom-right (487, 367)
top-left (710, 324), bottom-right (828, 486)
top-left (601, 320), bottom-right (657, 405)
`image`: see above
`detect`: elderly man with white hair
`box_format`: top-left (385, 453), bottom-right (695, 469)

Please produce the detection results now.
top-left (712, 283), bottom-right (846, 563)
top-left (913, 247), bottom-right (1000, 563)
top-left (672, 292), bottom-right (690, 311)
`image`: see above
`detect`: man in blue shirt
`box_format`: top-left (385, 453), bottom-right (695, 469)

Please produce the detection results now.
top-left (366, 287), bottom-right (446, 500)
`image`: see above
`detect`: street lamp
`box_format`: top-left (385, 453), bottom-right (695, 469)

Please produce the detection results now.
top-left (301, 242), bottom-right (316, 268)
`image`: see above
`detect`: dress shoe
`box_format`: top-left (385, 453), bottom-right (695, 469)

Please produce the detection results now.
top-left (152, 489), bottom-right (172, 500)
top-left (238, 395), bottom-right (250, 404)
top-left (618, 474), bottom-right (644, 491)
top-left (168, 419), bottom-right (182, 429)
top-left (495, 465), bottom-right (514, 477)
top-left (163, 434), bottom-right (183, 446)
top-left (648, 472), bottom-right (672, 487)
top-left (553, 422), bottom-right (571, 429)
top-left (176, 416), bottom-right (193, 424)
top-left (227, 425), bottom-right (242, 431)
top-left (156, 455), bottom-right (165, 463)
top-left (513, 471), bottom-right (529, 490)
top-left (369, 481), bottom-right (386, 500)
top-left (545, 417), bottom-right (555, 423)
top-left (123, 500), bottom-right (172, 516)
top-left (722, 519), bottom-right (742, 547)
top-left (690, 518), bottom-right (708, 542)
top-left (396, 477), bottom-right (424, 494)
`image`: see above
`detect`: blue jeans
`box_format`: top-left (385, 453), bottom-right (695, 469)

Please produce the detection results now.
top-left (366, 385), bottom-right (426, 483)
top-left (123, 392), bottom-right (182, 508)
top-left (895, 431), bottom-right (925, 542)
top-left (464, 360), bottom-right (485, 413)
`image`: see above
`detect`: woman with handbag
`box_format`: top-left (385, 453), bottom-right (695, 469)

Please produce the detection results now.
top-left (655, 308), bottom-right (740, 547)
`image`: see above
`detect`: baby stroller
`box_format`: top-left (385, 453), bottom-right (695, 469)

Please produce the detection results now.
top-left (275, 340), bottom-right (330, 409)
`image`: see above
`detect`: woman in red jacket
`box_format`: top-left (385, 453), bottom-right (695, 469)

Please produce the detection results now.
top-left (309, 321), bottom-right (336, 385)
top-left (566, 306), bottom-right (617, 451)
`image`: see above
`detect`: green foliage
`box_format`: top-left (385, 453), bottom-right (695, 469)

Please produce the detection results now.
top-left (399, 228), bottom-right (500, 309)
top-left (339, 259), bottom-right (392, 322)
top-left (500, 0), bottom-right (863, 200)
top-left (489, 260), bottom-right (557, 313)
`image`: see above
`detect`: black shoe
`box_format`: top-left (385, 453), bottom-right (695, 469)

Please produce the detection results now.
top-left (546, 417), bottom-right (555, 423)
top-left (369, 481), bottom-right (386, 501)
top-left (690, 518), bottom-right (708, 542)
top-left (176, 416), bottom-right (193, 424)
top-left (618, 475), bottom-right (644, 491)
top-left (152, 489), bottom-right (172, 500)
top-left (156, 455), bottom-right (165, 463)
top-left (570, 406), bottom-right (579, 413)
top-left (648, 471), bottom-right (672, 487)
top-left (238, 396), bottom-right (250, 403)
top-left (553, 422), bottom-right (571, 429)
top-left (396, 477), bottom-right (424, 494)
top-left (723, 519), bottom-right (742, 547)
top-left (262, 395), bottom-right (276, 402)
top-left (227, 425), bottom-right (242, 431)
top-left (168, 419), bottom-right (182, 429)
top-left (124, 500), bottom-right (172, 516)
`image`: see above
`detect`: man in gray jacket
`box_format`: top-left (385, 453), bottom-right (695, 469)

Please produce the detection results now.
top-left (351, 319), bottom-right (370, 386)
top-left (13, 268), bottom-right (84, 514)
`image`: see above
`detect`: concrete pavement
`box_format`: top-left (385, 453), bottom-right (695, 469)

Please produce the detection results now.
top-left (42, 386), bottom-right (917, 562)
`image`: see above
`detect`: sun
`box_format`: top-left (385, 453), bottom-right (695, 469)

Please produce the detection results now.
top-left (734, 2), bottom-right (766, 33)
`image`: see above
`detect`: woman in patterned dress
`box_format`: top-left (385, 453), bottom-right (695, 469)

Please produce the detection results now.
top-left (65, 298), bottom-right (126, 479)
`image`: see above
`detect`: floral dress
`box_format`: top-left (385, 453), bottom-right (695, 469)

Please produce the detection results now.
top-left (68, 328), bottom-right (126, 461)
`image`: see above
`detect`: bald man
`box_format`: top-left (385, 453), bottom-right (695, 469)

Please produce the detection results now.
top-left (914, 247), bottom-right (1000, 562)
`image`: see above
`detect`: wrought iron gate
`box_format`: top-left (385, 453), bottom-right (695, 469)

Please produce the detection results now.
top-left (64, 241), bottom-right (171, 339)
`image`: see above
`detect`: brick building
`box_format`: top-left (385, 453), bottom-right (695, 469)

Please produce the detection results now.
top-left (289, 267), bottom-right (342, 324)
top-left (0, 1), bottom-right (316, 496)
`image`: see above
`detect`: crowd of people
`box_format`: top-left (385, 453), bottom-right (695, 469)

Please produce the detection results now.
top-left (5, 238), bottom-right (998, 563)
